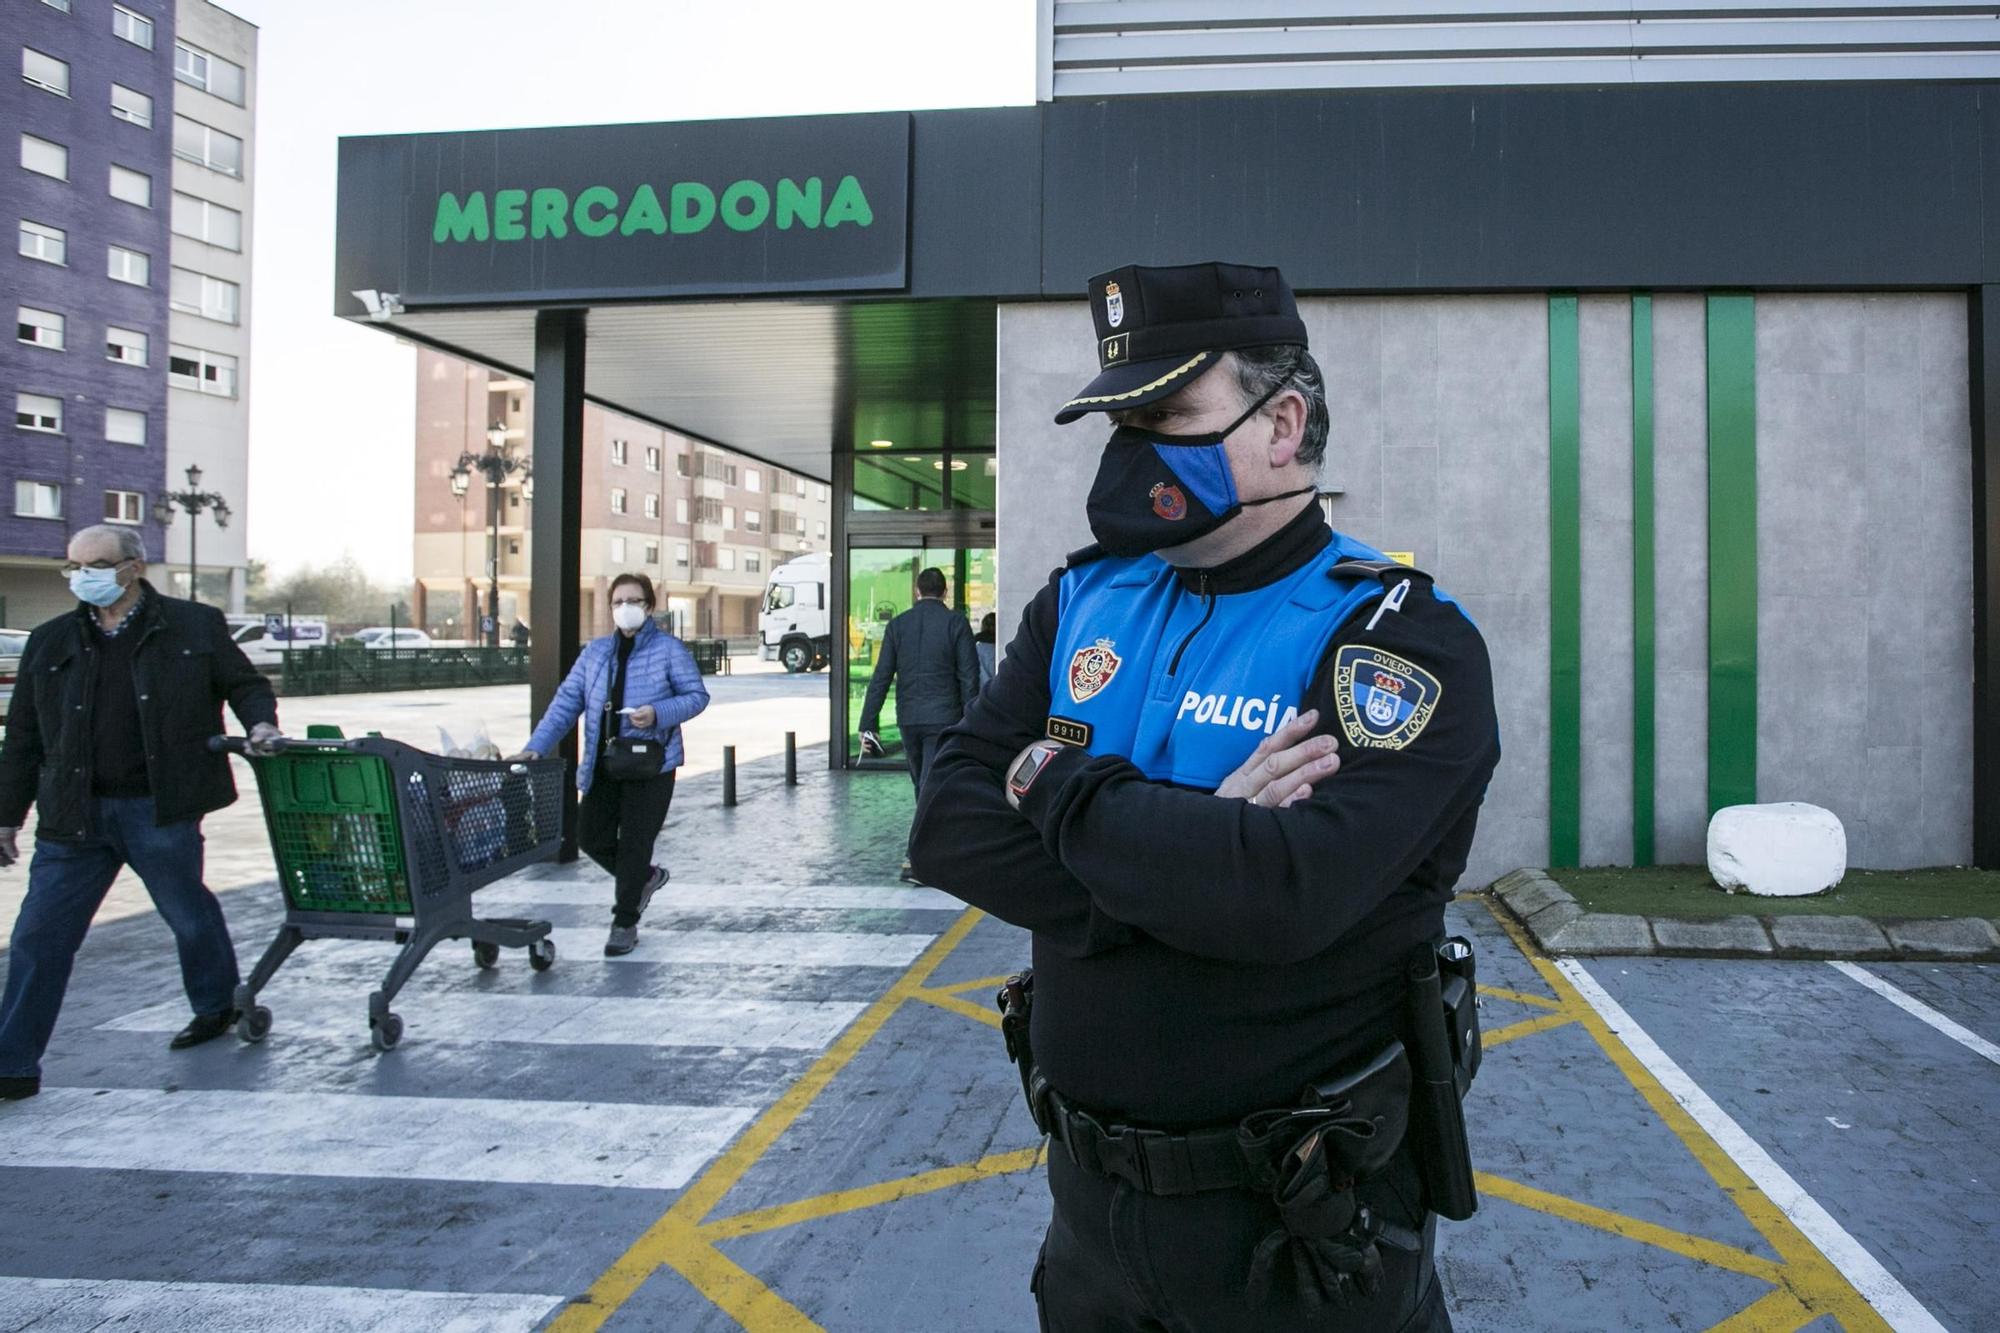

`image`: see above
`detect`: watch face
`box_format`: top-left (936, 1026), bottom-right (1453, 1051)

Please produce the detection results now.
top-left (1011, 745), bottom-right (1054, 796)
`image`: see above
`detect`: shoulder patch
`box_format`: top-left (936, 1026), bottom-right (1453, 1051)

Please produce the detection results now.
top-left (1334, 644), bottom-right (1443, 750)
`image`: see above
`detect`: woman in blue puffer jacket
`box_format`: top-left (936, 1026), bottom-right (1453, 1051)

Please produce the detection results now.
top-left (512, 573), bottom-right (709, 956)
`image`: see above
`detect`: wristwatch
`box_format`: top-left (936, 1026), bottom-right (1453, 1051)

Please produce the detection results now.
top-left (1008, 740), bottom-right (1064, 802)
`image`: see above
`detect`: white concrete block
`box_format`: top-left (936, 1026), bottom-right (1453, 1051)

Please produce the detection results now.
top-left (1706, 802), bottom-right (1848, 898)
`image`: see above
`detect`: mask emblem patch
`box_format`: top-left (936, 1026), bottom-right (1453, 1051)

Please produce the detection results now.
top-left (1149, 483), bottom-right (1187, 521)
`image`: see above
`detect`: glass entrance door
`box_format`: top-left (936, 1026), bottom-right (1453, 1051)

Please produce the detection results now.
top-left (844, 539), bottom-right (996, 767)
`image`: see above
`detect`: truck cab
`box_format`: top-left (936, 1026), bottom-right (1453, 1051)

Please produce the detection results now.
top-left (759, 551), bottom-right (830, 673)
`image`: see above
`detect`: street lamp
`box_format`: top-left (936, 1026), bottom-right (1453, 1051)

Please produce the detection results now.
top-left (155, 463), bottom-right (230, 604)
top-left (449, 423), bottom-right (532, 648)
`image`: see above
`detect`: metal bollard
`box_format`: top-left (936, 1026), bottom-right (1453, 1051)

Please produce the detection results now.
top-left (785, 731), bottom-right (797, 786)
top-left (722, 745), bottom-right (737, 807)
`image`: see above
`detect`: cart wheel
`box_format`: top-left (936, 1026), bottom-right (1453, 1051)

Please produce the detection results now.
top-left (238, 1005), bottom-right (272, 1044)
top-left (472, 940), bottom-right (500, 969)
top-left (528, 937), bottom-right (557, 972)
top-left (370, 1012), bottom-right (403, 1052)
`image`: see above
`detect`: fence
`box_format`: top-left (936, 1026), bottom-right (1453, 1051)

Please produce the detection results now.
top-left (278, 639), bottom-right (735, 695)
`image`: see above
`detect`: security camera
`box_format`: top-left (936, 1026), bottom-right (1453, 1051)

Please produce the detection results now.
top-left (351, 289), bottom-right (404, 322)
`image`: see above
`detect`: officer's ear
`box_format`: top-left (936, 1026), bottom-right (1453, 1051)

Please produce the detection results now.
top-left (1264, 388), bottom-right (1308, 471)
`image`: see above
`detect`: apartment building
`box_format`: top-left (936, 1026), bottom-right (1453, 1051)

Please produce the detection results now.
top-left (411, 348), bottom-right (832, 641)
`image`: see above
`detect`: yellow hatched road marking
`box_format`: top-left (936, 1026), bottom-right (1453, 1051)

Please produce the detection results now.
top-left (933, 974), bottom-right (1014, 997)
top-left (1482, 1010), bottom-right (1579, 1049)
top-left (909, 987), bottom-right (1005, 1029)
top-left (1706, 1285), bottom-right (1821, 1333)
top-left (1476, 1172), bottom-right (1784, 1282)
top-left (549, 909), bottom-right (986, 1332)
top-left (1478, 983), bottom-right (1563, 1011)
top-left (704, 1146), bottom-right (1046, 1241)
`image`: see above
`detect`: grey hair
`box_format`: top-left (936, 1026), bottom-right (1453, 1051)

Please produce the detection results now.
top-left (1228, 346), bottom-right (1330, 469)
top-left (76, 523), bottom-right (147, 562)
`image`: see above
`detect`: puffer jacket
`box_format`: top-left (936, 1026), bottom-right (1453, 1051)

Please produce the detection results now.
top-left (525, 619), bottom-right (709, 791)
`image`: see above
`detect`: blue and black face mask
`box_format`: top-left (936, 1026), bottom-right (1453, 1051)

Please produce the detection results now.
top-left (1085, 375), bottom-right (1315, 558)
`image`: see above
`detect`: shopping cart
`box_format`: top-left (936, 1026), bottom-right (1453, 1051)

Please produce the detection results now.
top-left (212, 730), bottom-right (566, 1051)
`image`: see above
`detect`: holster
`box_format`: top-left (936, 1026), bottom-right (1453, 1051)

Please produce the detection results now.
top-left (996, 970), bottom-right (1051, 1134)
top-left (1403, 938), bottom-right (1482, 1221)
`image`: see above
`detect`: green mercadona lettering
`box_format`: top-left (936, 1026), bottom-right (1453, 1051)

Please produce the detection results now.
top-left (432, 176), bottom-right (875, 243)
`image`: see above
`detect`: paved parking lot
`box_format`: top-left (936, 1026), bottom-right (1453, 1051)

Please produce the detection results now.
top-left (0, 685), bottom-right (1993, 1330)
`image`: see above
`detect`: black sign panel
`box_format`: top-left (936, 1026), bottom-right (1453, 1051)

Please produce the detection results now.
top-left (338, 113), bottom-right (910, 309)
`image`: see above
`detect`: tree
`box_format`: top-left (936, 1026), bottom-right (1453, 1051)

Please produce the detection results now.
top-left (246, 556), bottom-right (410, 632)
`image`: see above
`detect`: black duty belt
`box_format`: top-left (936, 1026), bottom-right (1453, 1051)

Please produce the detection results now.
top-left (1046, 1093), bottom-right (1258, 1197)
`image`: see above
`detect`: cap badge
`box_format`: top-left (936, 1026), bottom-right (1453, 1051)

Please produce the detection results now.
top-left (1149, 483), bottom-right (1187, 521)
top-left (1068, 638), bottom-right (1121, 704)
top-left (1105, 281), bottom-right (1124, 329)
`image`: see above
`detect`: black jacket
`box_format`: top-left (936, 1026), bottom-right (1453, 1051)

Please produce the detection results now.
top-left (859, 598), bottom-right (981, 732)
top-left (908, 508), bottom-right (1501, 1128)
top-left (0, 584), bottom-right (278, 838)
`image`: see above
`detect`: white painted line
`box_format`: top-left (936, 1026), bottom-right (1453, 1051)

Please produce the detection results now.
top-left (0, 1277), bottom-right (563, 1333)
top-left (0, 1087), bottom-right (755, 1191)
top-left (1557, 959), bottom-right (1946, 1333)
top-left (475, 879), bottom-right (962, 912)
top-left (1828, 960), bottom-right (2000, 1068)
top-left (546, 926), bottom-right (935, 969)
top-left (100, 992), bottom-right (865, 1051)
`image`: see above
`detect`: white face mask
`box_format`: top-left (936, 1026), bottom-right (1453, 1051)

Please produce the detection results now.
top-left (612, 603), bottom-right (648, 632)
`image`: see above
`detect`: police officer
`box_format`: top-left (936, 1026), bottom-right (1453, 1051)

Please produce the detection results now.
top-left (909, 262), bottom-right (1499, 1331)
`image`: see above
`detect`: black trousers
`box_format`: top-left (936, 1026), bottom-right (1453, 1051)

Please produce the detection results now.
top-left (901, 723), bottom-right (947, 792)
top-left (1034, 1143), bottom-right (1453, 1333)
top-left (577, 770), bottom-right (676, 928)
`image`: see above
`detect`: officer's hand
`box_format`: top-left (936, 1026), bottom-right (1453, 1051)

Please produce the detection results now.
top-left (1214, 708), bottom-right (1338, 810)
top-left (0, 826), bottom-right (16, 868)
top-left (246, 722), bottom-right (284, 757)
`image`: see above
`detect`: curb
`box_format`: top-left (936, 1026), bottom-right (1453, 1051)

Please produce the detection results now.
top-left (1486, 868), bottom-right (2000, 962)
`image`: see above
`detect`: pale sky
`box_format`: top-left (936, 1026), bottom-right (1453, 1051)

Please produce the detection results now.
top-left (228, 0), bottom-right (1036, 582)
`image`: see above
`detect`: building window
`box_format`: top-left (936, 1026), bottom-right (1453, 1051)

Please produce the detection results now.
top-left (644, 540), bottom-right (659, 566)
top-left (610, 487), bottom-right (627, 514)
top-left (16, 393), bottom-right (62, 433)
top-left (172, 116), bottom-right (241, 176)
top-left (717, 548), bottom-right (737, 572)
top-left (722, 504), bottom-right (738, 529)
top-left (675, 452), bottom-right (690, 478)
top-left (171, 267), bottom-right (239, 323)
top-left (109, 164), bottom-right (152, 208)
top-left (42, 0), bottom-right (72, 12)
top-left (106, 325), bottom-right (147, 365)
top-left (745, 468), bottom-right (761, 492)
top-left (113, 5), bottom-right (154, 48)
top-left (111, 84), bottom-right (153, 128)
top-left (18, 306), bottom-right (63, 350)
top-left (104, 490), bottom-right (143, 524)
top-left (609, 536), bottom-right (628, 564)
top-left (644, 445), bottom-right (660, 472)
top-left (23, 49), bottom-right (70, 96)
top-left (674, 543), bottom-right (689, 569)
top-left (745, 509), bottom-right (762, 533)
top-left (643, 493), bottom-right (659, 519)
top-left (108, 245), bottom-right (150, 285)
top-left (746, 553), bottom-right (762, 575)
top-left (817, 519), bottom-right (828, 538)
top-left (814, 483), bottom-right (828, 502)
top-left (168, 345), bottom-right (236, 396)
top-left (695, 497), bottom-right (722, 524)
top-left (104, 407), bottom-right (145, 445)
top-left (174, 41), bottom-right (245, 104)
top-left (675, 497), bottom-right (689, 523)
top-left (19, 219), bottom-right (65, 264)
top-left (508, 538), bottom-right (520, 554)
top-left (610, 437), bottom-right (627, 466)
top-left (172, 193), bottom-right (242, 250)
top-left (21, 133), bottom-right (68, 180)
top-left (15, 481), bottom-right (62, 518)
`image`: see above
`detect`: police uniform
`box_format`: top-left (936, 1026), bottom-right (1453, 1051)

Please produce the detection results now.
top-left (909, 264), bottom-right (1499, 1332)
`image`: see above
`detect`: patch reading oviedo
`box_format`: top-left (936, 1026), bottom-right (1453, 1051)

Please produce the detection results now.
top-left (1333, 644), bottom-right (1441, 750)
top-left (432, 177), bottom-right (875, 243)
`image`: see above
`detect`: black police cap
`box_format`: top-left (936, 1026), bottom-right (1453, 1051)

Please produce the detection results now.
top-left (1054, 262), bottom-right (1309, 425)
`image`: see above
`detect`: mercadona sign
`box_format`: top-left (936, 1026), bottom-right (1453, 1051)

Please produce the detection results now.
top-left (431, 176), bottom-right (878, 243)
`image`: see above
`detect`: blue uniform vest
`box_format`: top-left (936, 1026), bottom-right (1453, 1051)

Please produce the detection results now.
top-left (1049, 532), bottom-right (1417, 790)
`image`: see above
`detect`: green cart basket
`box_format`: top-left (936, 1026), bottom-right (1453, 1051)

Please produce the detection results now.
top-left (212, 731), bottom-right (566, 1051)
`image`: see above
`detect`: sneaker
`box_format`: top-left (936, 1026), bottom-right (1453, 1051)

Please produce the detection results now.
top-left (636, 865), bottom-right (669, 918)
top-left (899, 859), bottom-right (923, 885)
top-left (0, 1075), bottom-right (38, 1101)
top-left (604, 924), bottom-right (639, 957)
top-left (169, 1009), bottom-right (240, 1050)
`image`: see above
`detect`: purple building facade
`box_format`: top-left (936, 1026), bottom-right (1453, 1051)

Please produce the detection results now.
top-left (4, 0), bottom-right (174, 625)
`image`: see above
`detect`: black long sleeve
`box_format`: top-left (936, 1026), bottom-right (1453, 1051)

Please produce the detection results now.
top-left (0, 647), bottom-right (44, 828)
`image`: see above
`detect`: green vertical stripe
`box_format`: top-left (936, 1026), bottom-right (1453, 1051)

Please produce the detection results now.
top-left (1631, 295), bottom-right (1657, 867)
top-left (1705, 294), bottom-right (1758, 814)
top-left (1548, 295), bottom-right (1582, 868)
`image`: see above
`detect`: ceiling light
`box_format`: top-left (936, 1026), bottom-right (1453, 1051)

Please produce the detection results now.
top-left (868, 439), bottom-right (893, 449)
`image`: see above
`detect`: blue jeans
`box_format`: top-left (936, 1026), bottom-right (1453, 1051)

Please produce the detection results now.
top-left (0, 797), bottom-right (237, 1078)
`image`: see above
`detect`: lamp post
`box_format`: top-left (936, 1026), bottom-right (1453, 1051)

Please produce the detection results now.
top-left (155, 463), bottom-right (230, 604)
top-left (450, 424), bottom-right (532, 648)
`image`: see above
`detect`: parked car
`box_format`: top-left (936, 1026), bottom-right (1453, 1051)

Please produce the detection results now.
top-left (230, 617), bottom-right (330, 667)
top-left (349, 627), bottom-right (434, 651)
top-left (0, 628), bottom-right (26, 723)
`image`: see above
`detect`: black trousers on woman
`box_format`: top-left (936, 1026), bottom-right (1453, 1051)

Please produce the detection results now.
top-left (577, 770), bottom-right (676, 927)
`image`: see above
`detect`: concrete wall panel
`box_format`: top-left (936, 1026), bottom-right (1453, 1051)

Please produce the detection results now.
top-left (1578, 297), bottom-right (1636, 866)
top-left (1651, 296), bottom-right (1711, 863)
top-left (995, 303), bottom-right (1097, 639)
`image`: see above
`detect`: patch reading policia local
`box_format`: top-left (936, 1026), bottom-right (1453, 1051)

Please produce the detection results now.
top-left (1333, 645), bottom-right (1442, 750)
top-left (1068, 639), bottom-right (1121, 704)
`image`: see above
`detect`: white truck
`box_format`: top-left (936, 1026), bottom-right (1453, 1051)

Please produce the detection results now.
top-left (227, 614), bottom-right (331, 667)
top-left (758, 551), bottom-right (830, 673)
